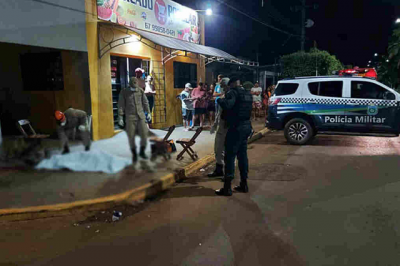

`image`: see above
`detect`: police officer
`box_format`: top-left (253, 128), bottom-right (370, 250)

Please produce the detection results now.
top-left (118, 77), bottom-right (151, 163)
top-left (208, 77), bottom-right (230, 177)
top-left (215, 77), bottom-right (253, 196)
top-left (55, 108), bottom-right (91, 154)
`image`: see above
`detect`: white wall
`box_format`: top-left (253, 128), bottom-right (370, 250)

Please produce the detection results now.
top-left (0, 0), bottom-right (87, 51)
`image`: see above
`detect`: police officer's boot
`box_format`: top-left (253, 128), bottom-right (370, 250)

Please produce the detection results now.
top-left (234, 180), bottom-right (249, 193)
top-left (207, 163), bottom-right (224, 177)
top-left (132, 149), bottom-right (138, 163)
top-left (139, 146), bottom-right (148, 159)
top-left (215, 177), bottom-right (232, 196)
top-left (85, 146), bottom-right (90, 152)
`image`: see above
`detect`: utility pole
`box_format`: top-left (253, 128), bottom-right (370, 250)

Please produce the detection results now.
top-left (300, 0), bottom-right (306, 52)
top-left (292, 1), bottom-right (317, 52)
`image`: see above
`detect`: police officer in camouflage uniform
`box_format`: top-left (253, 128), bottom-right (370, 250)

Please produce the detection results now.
top-left (208, 77), bottom-right (230, 177)
top-left (118, 77), bottom-right (151, 163)
top-left (55, 108), bottom-right (91, 154)
top-left (215, 77), bottom-right (253, 196)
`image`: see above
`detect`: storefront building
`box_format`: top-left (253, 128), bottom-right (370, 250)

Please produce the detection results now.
top-left (0, 0), bottom-right (91, 137)
top-left (85, 0), bottom-right (258, 140)
top-left (0, 0), bottom-right (258, 142)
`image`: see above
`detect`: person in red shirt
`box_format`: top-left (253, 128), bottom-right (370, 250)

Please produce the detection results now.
top-left (191, 82), bottom-right (207, 128)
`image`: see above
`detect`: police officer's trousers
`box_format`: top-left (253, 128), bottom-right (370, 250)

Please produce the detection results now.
top-left (224, 121), bottom-right (252, 180)
top-left (60, 126), bottom-right (91, 151)
top-left (126, 117), bottom-right (148, 151)
top-left (214, 119), bottom-right (228, 165)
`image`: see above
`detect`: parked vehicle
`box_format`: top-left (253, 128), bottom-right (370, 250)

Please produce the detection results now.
top-left (266, 76), bottom-right (400, 145)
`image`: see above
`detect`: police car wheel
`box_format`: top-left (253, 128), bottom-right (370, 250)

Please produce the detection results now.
top-left (284, 118), bottom-right (313, 145)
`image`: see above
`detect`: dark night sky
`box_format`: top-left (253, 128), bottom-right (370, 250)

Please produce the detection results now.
top-left (177, 0), bottom-right (400, 66)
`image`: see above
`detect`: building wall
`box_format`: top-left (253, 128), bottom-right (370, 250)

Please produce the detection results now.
top-left (165, 54), bottom-right (205, 128)
top-left (0, 42), bottom-right (90, 136)
top-left (85, 0), bottom-right (205, 140)
top-left (0, 0), bottom-right (87, 52)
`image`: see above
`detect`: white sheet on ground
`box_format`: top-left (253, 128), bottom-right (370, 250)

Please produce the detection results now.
top-left (36, 150), bottom-right (131, 174)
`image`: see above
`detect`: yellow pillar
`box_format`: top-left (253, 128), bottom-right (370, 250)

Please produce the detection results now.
top-left (85, 0), bottom-right (100, 140)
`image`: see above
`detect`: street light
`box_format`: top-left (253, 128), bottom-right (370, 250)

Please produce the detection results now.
top-left (368, 61), bottom-right (371, 63)
top-left (396, 18), bottom-right (400, 23)
top-left (374, 53), bottom-right (378, 56)
top-left (386, 59), bottom-right (389, 62)
top-left (195, 9), bottom-right (213, 16)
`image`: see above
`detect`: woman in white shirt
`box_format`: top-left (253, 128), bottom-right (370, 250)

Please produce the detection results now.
top-left (144, 75), bottom-right (156, 114)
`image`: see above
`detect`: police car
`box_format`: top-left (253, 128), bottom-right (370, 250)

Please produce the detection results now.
top-left (266, 76), bottom-right (400, 145)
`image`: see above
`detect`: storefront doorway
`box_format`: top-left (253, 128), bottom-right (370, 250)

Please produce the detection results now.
top-left (110, 55), bottom-right (166, 129)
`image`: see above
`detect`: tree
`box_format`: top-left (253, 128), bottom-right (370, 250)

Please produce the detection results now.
top-left (280, 48), bottom-right (343, 79)
top-left (378, 58), bottom-right (398, 90)
top-left (242, 81), bottom-right (254, 90)
top-left (387, 27), bottom-right (400, 90)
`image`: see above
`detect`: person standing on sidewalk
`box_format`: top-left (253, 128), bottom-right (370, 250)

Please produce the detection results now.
top-left (206, 84), bottom-right (216, 127)
top-left (118, 77), bottom-right (151, 163)
top-left (55, 108), bottom-right (91, 154)
top-left (208, 77), bottom-right (230, 178)
top-left (215, 77), bottom-right (253, 196)
top-left (251, 82), bottom-right (263, 120)
top-left (191, 82), bottom-right (207, 128)
top-left (144, 75), bottom-right (156, 128)
top-left (179, 83), bottom-right (194, 131)
top-left (212, 74), bottom-right (224, 124)
top-left (144, 75), bottom-right (156, 114)
top-left (135, 68), bottom-right (146, 89)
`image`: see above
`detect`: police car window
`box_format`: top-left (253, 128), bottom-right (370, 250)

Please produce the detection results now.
top-left (274, 83), bottom-right (299, 96)
top-left (308, 81), bottom-right (343, 97)
top-left (351, 81), bottom-right (394, 100)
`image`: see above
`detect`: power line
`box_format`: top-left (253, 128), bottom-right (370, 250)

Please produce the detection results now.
top-left (215, 0), bottom-right (301, 37)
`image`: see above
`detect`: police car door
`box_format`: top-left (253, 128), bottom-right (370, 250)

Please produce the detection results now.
top-left (305, 80), bottom-right (345, 130)
top-left (344, 79), bottom-right (397, 133)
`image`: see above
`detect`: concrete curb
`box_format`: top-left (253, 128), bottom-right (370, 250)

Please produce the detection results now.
top-left (0, 127), bottom-right (270, 221)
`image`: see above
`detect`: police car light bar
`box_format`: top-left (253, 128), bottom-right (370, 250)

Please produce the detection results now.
top-left (283, 75), bottom-right (377, 81)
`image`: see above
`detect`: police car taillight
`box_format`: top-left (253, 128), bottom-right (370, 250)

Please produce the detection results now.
top-left (269, 98), bottom-right (281, 106)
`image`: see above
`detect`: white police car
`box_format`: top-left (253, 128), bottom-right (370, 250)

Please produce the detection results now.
top-left (266, 76), bottom-right (400, 145)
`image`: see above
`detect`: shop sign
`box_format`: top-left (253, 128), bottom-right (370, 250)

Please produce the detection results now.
top-left (97, 0), bottom-right (200, 44)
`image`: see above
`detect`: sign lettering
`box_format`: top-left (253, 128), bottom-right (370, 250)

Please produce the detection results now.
top-left (97, 0), bottom-right (200, 43)
top-left (324, 116), bottom-right (386, 124)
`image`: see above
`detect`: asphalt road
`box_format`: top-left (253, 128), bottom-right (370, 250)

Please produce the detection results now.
top-left (3, 131), bottom-right (400, 266)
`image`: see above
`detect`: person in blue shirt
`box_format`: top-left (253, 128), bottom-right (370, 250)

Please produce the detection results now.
top-left (213, 74), bottom-right (224, 111)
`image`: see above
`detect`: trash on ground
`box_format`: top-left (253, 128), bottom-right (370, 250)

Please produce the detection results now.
top-left (73, 223), bottom-right (79, 227)
top-left (200, 168), bottom-right (205, 172)
top-left (87, 225), bottom-right (91, 229)
top-left (95, 230), bottom-right (100, 233)
top-left (112, 211), bottom-right (123, 222)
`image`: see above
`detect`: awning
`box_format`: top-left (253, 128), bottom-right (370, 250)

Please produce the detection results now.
top-left (98, 23), bottom-right (258, 67)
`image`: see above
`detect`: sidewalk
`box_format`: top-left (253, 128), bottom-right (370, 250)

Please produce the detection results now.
top-left (0, 120), bottom-right (266, 212)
